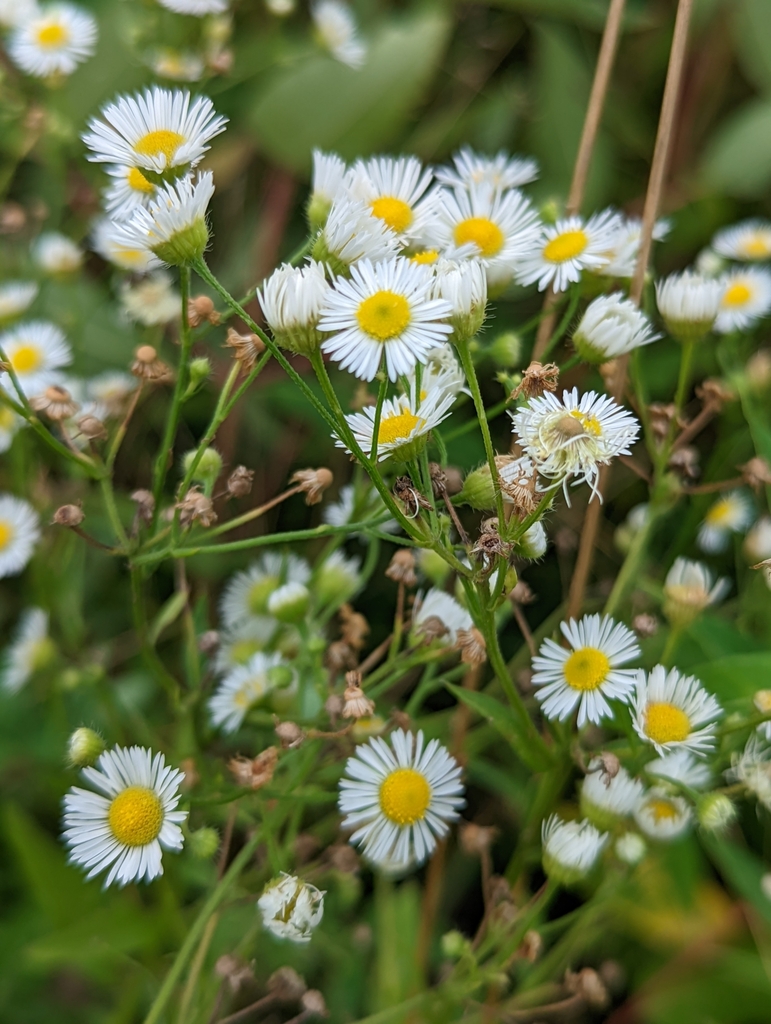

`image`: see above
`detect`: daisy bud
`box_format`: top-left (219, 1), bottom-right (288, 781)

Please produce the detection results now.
top-left (541, 814), bottom-right (608, 887)
top-left (572, 294), bottom-right (660, 363)
top-left (267, 965), bottom-right (307, 1002)
top-left (224, 327), bottom-right (265, 372)
top-left (385, 548), bottom-right (417, 587)
top-left (176, 486), bottom-right (217, 528)
top-left (515, 521), bottom-right (548, 560)
top-left (663, 558), bottom-right (729, 627)
top-left (53, 504), bottom-right (85, 528)
top-left (275, 720), bottom-right (305, 749)
top-left (454, 464), bottom-right (496, 510)
top-left (75, 414), bottom-right (108, 441)
top-left (131, 345), bottom-right (172, 382)
top-left (188, 826), bottom-right (220, 860)
top-left (655, 270), bottom-right (724, 344)
top-left (257, 873), bottom-right (325, 943)
top-left (441, 930), bottom-right (471, 960)
top-left (185, 357), bottom-right (212, 398)
top-left (131, 489), bottom-right (155, 524)
top-left (228, 746), bottom-right (279, 789)
top-left (183, 446), bottom-right (222, 487)
top-left (268, 581), bottom-right (310, 623)
top-left (30, 385), bottom-right (79, 421)
top-left (615, 831), bottom-right (646, 865)
top-left (291, 466), bottom-right (334, 505)
top-left (67, 726), bottom-right (105, 767)
top-left (315, 550), bottom-right (361, 606)
top-left (226, 465), bottom-right (254, 498)
top-left (431, 259), bottom-right (488, 342)
top-left (125, 173), bottom-right (214, 267)
top-left (342, 671), bottom-right (375, 719)
top-left (258, 261), bottom-right (331, 356)
top-left (187, 294), bottom-right (220, 327)
top-left (697, 792), bottom-right (736, 833)
top-left (489, 330), bottom-right (521, 368)
top-left (456, 627), bottom-right (487, 666)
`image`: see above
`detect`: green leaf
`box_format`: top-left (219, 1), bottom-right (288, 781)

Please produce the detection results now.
top-left (688, 652), bottom-right (771, 706)
top-left (474, 0), bottom-right (651, 30)
top-left (702, 835), bottom-right (771, 928)
top-left (148, 590), bottom-right (189, 646)
top-left (445, 683), bottom-right (525, 747)
top-left (702, 97), bottom-right (771, 199)
top-left (733, 0), bottom-right (771, 93)
top-left (249, 11), bottom-right (451, 172)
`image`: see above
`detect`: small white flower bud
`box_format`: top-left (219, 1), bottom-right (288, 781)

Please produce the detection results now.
top-left (67, 727), bottom-right (105, 768)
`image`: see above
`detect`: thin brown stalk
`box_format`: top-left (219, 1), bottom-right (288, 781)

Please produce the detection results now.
top-left (511, 602), bottom-right (537, 658)
top-left (358, 633), bottom-right (394, 676)
top-left (672, 401), bottom-right (720, 450)
top-left (210, 484), bottom-right (303, 537)
top-left (684, 476), bottom-right (743, 495)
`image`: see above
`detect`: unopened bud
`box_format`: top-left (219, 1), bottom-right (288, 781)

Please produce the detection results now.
top-left (183, 446), bottom-right (222, 486)
top-left (75, 414), bottom-right (107, 440)
top-left (67, 726), bottom-right (105, 767)
top-left (188, 826), bottom-right (220, 859)
top-left (301, 990), bottom-right (328, 1017)
top-left (488, 331), bottom-right (521, 369)
top-left (53, 504), bottom-right (85, 528)
top-left (275, 720), bottom-right (304, 748)
top-left (267, 965), bottom-right (307, 1002)
top-left (698, 792), bottom-right (736, 833)
top-left (184, 357), bottom-right (212, 399)
top-left (615, 831), bottom-right (646, 865)
top-left (454, 464), bottom-right (496, 510)
top-left (268, 581), bottom-right (310, 623)
top-left (441, 930), bottom-right (471, 960)
top-left (132, 345), bottom-right (172, 382)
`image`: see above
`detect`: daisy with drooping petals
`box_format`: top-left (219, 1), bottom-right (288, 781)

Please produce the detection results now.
top-left (92, 218), bottom-right (162, 274)
top-left (697, 490), bottom-right (754, 553)
top-left (572, 293), bottom-right (660, 363)
top-left (258, 260), bottom-right (331, 355)
top-left (713, 219), bottom-right (771, 262)
top-left (258, 874), bottom-right (324, 943)
top-left (597, 215), bottom-right (670, 279)
top-left (541, 814), bottom-right (608, 886)
top-left (308, 150), bottom-right (350, 228)
top-left (655, 270), bottom-right (724, 343)
top-left (8, 3), bottom-right (97, 78)
top-left (0, 404), bottom-right (25, 453)
top-left (319, 257), bottom-right (452, 381)
top-left (412, 589), bottom-right (472, 646)
top-left (515, 210), bottom-right (621, 292)
top-left (531, 614), bottom-right (640, 727)
top-left (634, 789), bottom-right (692, 841)
top-left (511, 388), bottom-right (640, 501)
top-left (662, 557), bottom-right (729, 626)
top-left (646, 749), bottom-right (711, 791)
top-left (83, 87), bottom-right (227, 176)
top-left (116, 171), bottom-right (214, 266)
top-left (580, 759), bottom-right (645, 830)
top-left (430, 258), bottom-right (488, 340)
top-left (335, 385), bottom-right (455, 462)
top-left (312, 197), bottom-right (399, 274)
top-left (62, 745), bottom-right (187, 887)
top-left (435, 147), bottom-right (538, 193)
top-left (208, 651), bottom-right (289, 733)
top-left (102, 164), bottom-right (158, 220)
top-left (632, 665), bottom-right (722, 756)
top-left (338, 728), bottom-right (464, 870)
top-left (1, 608), bottom-right (52, 693)
top-left (312, 0), bottom-right (366, 68)
top-left (32, 232), bottom-right (83, 274)
top-left (0, 282), bottom-right (38, 323)
top-left (157, 0), bottom-right (229, 13)
top-left (714, 267), bottom-right (771, 333)
top-left (351, 155), bottom-right (434, 242)
top-left (0, 495), bottom-right (40, 578)
top-left (220, 552), bottom-right (311, 627)
top-left (0, 320), bottom-right (71, 398)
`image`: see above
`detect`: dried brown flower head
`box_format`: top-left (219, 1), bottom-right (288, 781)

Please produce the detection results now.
top-left (131, 345), bottom-right (172, 382)
top-left (456, 626), bottom-right (487, 666)
top-left (497, 454), bottom-right (540, 518)
top-left (740, 456), bottom-right (771, 491)
top-left (30, 384), bottom-right (79, 421)
top-left (187, 294), bottom-right (220, 327)
top-left (414, 614), bottom-right (448, 643)
top-left (696, 377), bottom-right (735, 408)
top-left (268, 966), bottom-right (307, 1003)
top-left (393, 475), bottom-right (433, 517)
top-left (342, 671), bottom-right (375, 719)
top-left (339, 604), bottom-right (370, 650)
top-left (385, 548), bottom-right (417, 587)
top-left (668, 445), bottom-right (700, 480)
top-left (224, 327), bottom-right (265, 373)
top-left (53, 503), bottom-right (85, 527)
top-left (511, 361), bottom-right (559, 399)
top-left (510, 579), bottom-right (536, 605)
top-left (648, 402), bottom-right (678, 442)
top-left (301, 989), bottom-right (329, 1018)
top-left (197, 630), bottom-right (219, 654)
top-left (226, 465), bottom-right (254, 498)
top-left (472, 520), bottom-right (512, 570)
top-left (228, 746), bottom-right (279, 789)
top-left (215, 954), bottom-right (254, 994)
top-left (176, 487), bottom-right (217, 528)
top-left (589, 751), bottom-right (620, 788)
top-left (459, 822), bottom-right (499, 856)
top-left (325, 693), bottom-right (344, 721)
top-left (275, 720), bottom-right (305, 749)
top-left (632, 613), bottom-right (659, 638)
top-left (291, 467), bottom-right (334, 505)
top-left (324, 640), bottom-right (358, 673)
top-left (75, 414), bottom-right (108, 441)
top-left (130, 489), bottom-right (155, 525)
top-left (564, 967), bottom-right (609, 1011)
top-left (519, 930), bottom-right (543, 963)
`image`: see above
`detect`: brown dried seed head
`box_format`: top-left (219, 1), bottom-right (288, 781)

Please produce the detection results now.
top-left (301, 989), bottom-right (329, 1017)
top-left (275, 720), bottom-right (304, 749)
top-left (648, 402), bottom-right (678, 441)
top-left (132, 345), bottom-right (172, 381)
top-left (565, 967), bottom-right (609, 1011)
top-left (75, 414), bottom-right (108, 440)
top-left (291, 467), bottom-right (333, 505)
top-left (228, 746), bottom-right (279, 789)
top-left (268, 965), bottom-right (307, 1002)
top-left (512, 361), bottom-right (559, 399)
top-left (520, 930), bottom-right (542, 963)
top-left (510, 580), bottom-right (536, 604)
top-left (385, 548), bottom-right (417, 586)
top-left (176, 487), bottom-right (217, 528)
top-left (459, 822), bottom-right (499, 856)
top-left (215, 954), bottom-right (254, 993)
top-left (30, 384), bottom-right (79, 421)
top-left (224, 327), bottom-right (265, 372)
top-left (456, 626), bottom-right (487, 666)
top-left (339, 604), bottom-right (370, 650)
top-left (327, 843), bottom-right (360, 873)
top-left (741, 456), bottom-right (771, 491)
top-left (632, 612), bottom-right (658, 638)
top-left (325, 640), bottom-right (358, 673)
top-left (342, 675), bottom-right (375, 719)
top-left (668, 445), bottom-right (700, 480)
top-left (198, 630), bottom-right (219, 654)
top-left (187, 295), bottom-right (220, 327)
top-left (415, 614), bottom-right (448, 642)
top-left (325, 692), bottom-right (344, 719)
top-left (53, 503), bottom-right (85, 527)
top-left (130, 489), bottom-right (155, 524)
top-left (696, 377), bottom-right (735, 407)
top-left (591, 751), bottom-right (621, 787)
top-left (226, 465), bottom-right (254, 498)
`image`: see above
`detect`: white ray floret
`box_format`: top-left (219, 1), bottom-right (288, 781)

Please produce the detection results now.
top-left (655, 270), bottom-right (724, 342)
top-left (435, 147), bottom-right (539, 193)
top-left (0, 282), bottom-right (38, 322)
top-left (258, 873), bottom-right (324, 943)
top-left (408, 342), bottom-right (467, 402)
top-left (322, 483), bottom-right (398, 534)
top-left (208, 651), bottom-right (288, 733)
top-left (1, 608), bottom-right (50, 693)
top-left (632, 664), bottom-right (722, 756)
top-left (634, 789), bottom-right (692, 841)
top-left (412, 588), bottom-right (472, 646)
top-left (102, 164), bottom-right (158, 220)
top-left (92, 218), bottom-right (162, 274)
top-left (86, 371), bottom-right (138, 418)
top-left (646, 749), bottom-right (711, 791)
top-left (8, 3), bottom-right (97, 78)
top-left (580, 758), bottom-right (645, 829)
top-left (430, 258), bottom-right (488, 340)
top-left (598, 215), bottom-right (669, 279)
top-left (319, 257), bottom-right (452, 381)
top-left (697, 490), bottom-right (754, 554)
top-left (0, 320), bottom-right (71, 398)
top-left (0, 495), bottom-right (40, 578)
top-left (572, 293), bottom-right (660, 363)
top-left (115, 171), bottom-right (214, 265)
top-left (62, 745), bottom-right (187, 887)
top-left (745, 516), bottom-right (771, 564)
top-left (531, 614), bottom-right (640, 727)
top-left (541, 814), bottom-right (608, 885)
top-left (258, 260), bottom-right (331, 355)
top-left (83, 87), bottom-right (227, 174)
top-left (714, 267), bottom-right (771, 333)
top-left (308, 150), bottom-right (351, 227)
top-left (350, 155), bottom-right (435, 242)
top-left (0, 404), bottom-right (25, 454)
top-left (338, 728), bottom-right (464, 870)
top-left (712, 219), bottom-right (771, 262)
top-left (157, 0), bottom-right (229, 14)
top-left (0, 0), bottom-right (38, 28)
top-left (213, 618), bottom-right (279, 675)
top-left (32, 232), bottom-right (83, 274)
top-left (515, 210), bottom-right (621, 293)
top-left (729, 733), bottom-right (771, 811)
top-left (220, 552), bottom-right (311, 627)
top-left (312, 197), bottom-right (400, 273)
top-left (663, 557), bottom-right (729, 625)
top-left (336, 385), bottom-right (455, 462)
top-left (312, 0), bottom-right (366, 68)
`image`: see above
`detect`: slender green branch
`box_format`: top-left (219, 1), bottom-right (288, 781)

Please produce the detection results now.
top-left (455, 335), bottom-right (506, 524)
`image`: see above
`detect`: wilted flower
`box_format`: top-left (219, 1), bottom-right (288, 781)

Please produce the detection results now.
top-left (258, 873), bottom-right (325, 943)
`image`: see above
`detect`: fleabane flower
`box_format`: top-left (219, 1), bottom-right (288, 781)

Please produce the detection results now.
top-left (662, 557), bottom-right (729, 627)
top-left (511, 387), bottom-right (640, 501)
top-left (92, 218), bottom-right (162, 274)
top-left (515, 210), bottom-right (621, 293)
top-left (697, 490), bottom-right (753, 553)
top-left (322, 483), bottom-right (398, 534)
top-left (655, 270), bottom-right (724, 343)
top-left (120, 272), bottom-right (180, 325)
top-left (0, 282), bottom-right (38, 323)
top-left (531, 614), bottom-right (640, 727)
top-left (632, 665), bottom-right (722, 756)
top-left (32, 232), bottom-right (83, 274)
top-left (646, 749), bottom-right (711, 791)
top-left (335, 387), bottom-right (455, 462)
top-left (712, 219), bottom-right (771, 262)
top-left (729, 733), bottom-right (771, 811)
top-left (435, 147), bottom-right (538, 193)
top-left (541, 815), bottom-right (608, 886)
top-left (116, 172), bottom-right (214, 266)
top-left (308, 149), bottom-right (350, 229)
top-left (715, 267), bottom-right (771, 333)
top-left (0, 495), bottom-right (40, 578)
top-left (0, 320), bottom-right (71, 397)
top-left (83, 87), bottom-right (227, 178)
top-left (597, 215), bottom-right (669, 279)
top-left (430, 258), bottom-right (487, 340)
top-left (157, 0), bottom-right (229, 13)
top-left (102, 164), bottom-right (158, 220)
top-left (8, 3), bottom-right (97, 78)
top-left (319, 257), bottom-right (452, 381)
top-left (634, 789), bottom-right (692, 841)
top-left (62, 745), bottom-right (187, 887)
top-left (311, 197), bottom-right (399, 274)
top-left (220, 552), bottom-right (311, 627)
top-left (1, 608), bottom-right (53, 693)
top-left (409, 342), bottom-right (467, 402)
top-left (412, 588), bottom-right (472, 646)
top-left (350, 155), bottom-right (434, 243)
top-left (149, 48), bottom-right (204, 83)
top-left (425, 184), bottom-right (540, 292)
top-left (0, 404), bottom-right (25, 453)
top-left (258, 874), bottom-right (324, 943)
top-left (258, 260), bottom-right (330, 355)
top-left (580, 759), bottom-right (645, 830)
top-left (208, 651), bottom-right (290, 732)
top-left (312, 0), bottom-right (366, 68)
top-left (87, 372), bottom-right (138, 418)
top-left (572, 293), bottom-right (660, 363)
top-left (745, 516), bottom-right (771, 564)
top-left (338, 728), bottom-right (464, 870)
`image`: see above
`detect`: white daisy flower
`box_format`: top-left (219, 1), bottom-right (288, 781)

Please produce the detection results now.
top-left (729, 733), bottom-right (771, 811)
top-left (258, 873), bottom-right (324, 943)
top-left (86, 371), bottom-right (138, 418)
top-left (511, 387), bottom-right (640, 501)
top-left (0, 282), bottom-right (38, 323)
top-left (322, 482), bottom-right (398, 534)
top-left (157, 0), bottom-right (229, 14)
top-left (32, 232), bottom-right (83, 274)
top-left (312, 0), bottom-right (366, 69)
top-left (8, 3), bottom-right (97, 78)
top-left (350, 155), bottom-right (434, 242)
top-left (632, 665), bottom-right (722, 756)
top-left (338, 728), bottom-right (464, 869)
top-left (715, 267), bottom-right (771, 333)
top-left (92, 218), bottom-right (162, 274)
top-left (713, 219), bottom-right (771, 262)
top-left (615, 831), bottom-right (646, 865)
top-left (220, 552), bottom-right (311, 628)
top-left (424, 184), bottom-right (540, 291)
top-left (0, 0), bottom-right (38, 28)
top-left (62, 745), bottom-right (187, 887)
top-left (116, 171), bottom-right (214, 267)
top-left (0, 404), bottom-right (25, 453)
top-left (1, 608), bottom-right (52, 693)
top-left (83, 87), bottom-right (227, 176)
top-left (662, 557), bottom-right (729, 627)
top-left (315, 548), bottom-right (362, 605)
top-left (598, 216), bottom-right (670, 279)
top-left (149, 49), bottom-right (205, 83)
top-left (412, 588), bottom-right (472, 646)
top-left (655, 270), bottom-right (724, 343)
top-left (646, 749), bottom-right (711, 791)
top-left (515, 210), bottom-right (621, 293)
top-left (434, 147), bottom-right (539, 193)
top-left (515, 520), bottom-right (548, 560)
top-left (336, 386), bottom-right (455, 462)
top-left (580, 758), bottom-right (645, 829)
top-left (102, 164), bottom-right (158, 220)
top-left (212, 618), bottom-right (278, 675)
top-left (745, 515), bottom-right (771, 564)
top-left (208, 651), bottom-right (288, 733)
top-left (307, 150), bottom-right (350, 228)
top-left (615, 502), bottom-right (650, 554)
top-left (572, 293), bottom-right (660, 363)
top-left (267, 581), bottom-right (310, 623)
top-left (120, 271), bottom-right (180, 325)
top-left (634, 789), bottom-right (692, 841)
top-left (312, 196), bottom-right (400, 274)
top-left (697, 490), bottom-right (754, 553)
top-left (0, 320), bottom-right (71, 398)
top-left (409, 342), bottom-right (467, 403)
top-left (258, 260), bottom-right (331, 356)
top-left (319, 257), bottom-right (452, 382)
top-left (531, 614), bottom-right (640, 727)
top-left (430, 258), bottom-right (487, 340)
top-left (541, 814), bottom-right (608, 886)
top-left (266, 0), bottom-right (294, 15)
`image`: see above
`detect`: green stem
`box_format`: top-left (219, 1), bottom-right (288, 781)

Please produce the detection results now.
top-left (603, 507), bottom-right (659, 618)
top-left (539, 289), bottom-right (580, 361)
top-left (370, 371), bottom-right (389, 464)
top-left (130, 565), bottom-right (180, 703)
top-left (100, 476), bottom-right (129, 549)
top-left (455, 335), bottom-right (506, 524)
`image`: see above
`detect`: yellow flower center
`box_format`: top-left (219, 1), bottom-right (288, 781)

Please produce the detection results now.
top-left (233, 684), bottom-right (258, 709)
top-left (378, 409), bottom-right (423, 446)
top-left (0, 406), bottom-right (14, 430)
top-left (133, 130), bottom-right (186, 161)
top-left (722, 282), bottom-right (752, 308)
top-left (370, 197), bottom-right (413, 234)
top-left (557, 410), bottom-right (603, 440)
top-left (108, 786), bottom-right (164, 846)
top-left (563, 647), bottom-right (610, 691)
top-left (10, 344), bottom-right (42, 374)
top-left (0, 520), bottom-right (13, 551)
top-left (36, 21), bottom-right (69, 48)
top-left (648, 797), bottom-right (679, 822)
top-left (741, 236), bottom-right (771, 259)
top-left (127, 167), bottom-right (155, 194)
top-left (357, 290), bottom-right (411, 341)
top-left (543, 229), bottom-right (588, 264)
top-left (410, 249), bottom-right (439, 265)
top-left (453, 217), bottom-right (504, 258)
top-left (116, 247), bottom-right (149, 268)
top-left (705, 497), bottom-right (735, 526)
top-left (645, 702), bottom-right (690, 744)
top-left (231, 639), bottom-right (262, 664)
top-left (379, 767), bottom-right (431, 825)
top-left (570, 409), bottom-right (602, 436)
